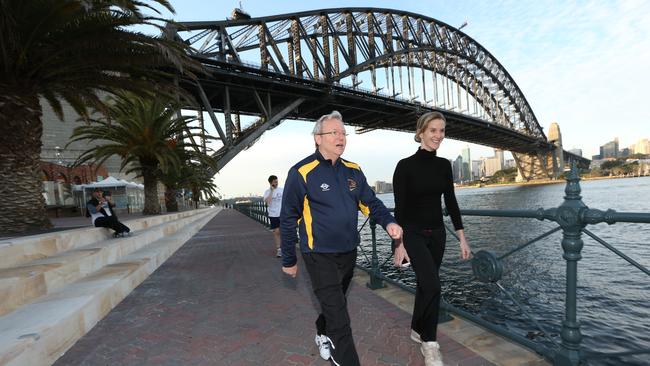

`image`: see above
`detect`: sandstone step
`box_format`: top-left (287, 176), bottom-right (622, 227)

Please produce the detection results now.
top-left (0, 209), bottom-right (217, 317)
top-left (0, 208), bottom-right (218, 366)
top-left (0, 209), bottom-right (211, 271)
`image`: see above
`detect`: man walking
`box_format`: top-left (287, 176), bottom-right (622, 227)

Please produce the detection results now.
top-left (280, 111), bottom-right (402, 365)
top-left (263, 175), bottom-right (283, 257)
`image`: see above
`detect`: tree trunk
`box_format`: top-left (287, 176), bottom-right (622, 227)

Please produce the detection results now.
top-left (192, 188), bottom-right (200, 209)
top-left (164, 185), bottom-right (178, 212)
top-left (0, 93), bottom-right (51, 234)
top-left (141, 167), bottom-right (160, 215)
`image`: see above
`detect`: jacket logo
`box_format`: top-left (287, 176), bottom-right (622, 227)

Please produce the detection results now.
top-left (347, 178), bottom-right (357, 191)
top-left (320, 183), bottom-right (330, 191)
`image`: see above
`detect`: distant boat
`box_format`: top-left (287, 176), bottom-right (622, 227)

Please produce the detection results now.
top-left (231, 7), bottom-right (251, 20)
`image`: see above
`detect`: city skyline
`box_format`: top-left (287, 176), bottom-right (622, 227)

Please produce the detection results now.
top-left (156, 1), bottom-right (650, 197)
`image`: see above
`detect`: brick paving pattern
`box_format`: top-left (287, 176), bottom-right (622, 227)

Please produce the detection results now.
top-left (54, 209), bottom-right (494, 366)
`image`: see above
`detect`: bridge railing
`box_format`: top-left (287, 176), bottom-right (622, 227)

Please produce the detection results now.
top-left (233, 164), bottom-right (649, 365)
top-left (233, 200), bottom-right (270, 227)
top-left (360, 163), bottom-right (649, 366)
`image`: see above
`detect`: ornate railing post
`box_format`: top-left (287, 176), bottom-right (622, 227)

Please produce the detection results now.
top-left (366, 217), bottom-right (385, 289)
top-left (553, 163), bottom-right (586, 366)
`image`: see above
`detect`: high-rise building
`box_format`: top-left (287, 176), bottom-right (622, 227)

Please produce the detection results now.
top-left (632, 138), bottom-right (650, 155)
top-left (374, 181), bottom-right (393, 193)
top-left (568, 148), bottom-right (582, 157)
top-left (495, 149), bottom-right (504, 169)
top-left (461, 146), bottom-right (471, 181)
top-left (483, 156), bottom-right (501, 177)
top-left (453, 156), bottom-right (463, 183)
top-left (471, 160), bottom-right (482, 180)
top-left (619, 148), bottom-right (630, 158)
top-left (600, 138), bottom-right (619, 159)
top-left (477, 149), bottom-right (506, 177)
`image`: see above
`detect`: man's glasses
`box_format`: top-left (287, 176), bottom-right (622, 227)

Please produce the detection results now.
top-left (316, 130), bottom-right (349, 137)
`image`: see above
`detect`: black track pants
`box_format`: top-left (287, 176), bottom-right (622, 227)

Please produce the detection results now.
top-left (302, 249), bottom-right (360, 366)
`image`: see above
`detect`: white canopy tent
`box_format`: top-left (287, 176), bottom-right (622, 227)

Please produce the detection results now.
top-left (76, 176), bottom-right (144, 213)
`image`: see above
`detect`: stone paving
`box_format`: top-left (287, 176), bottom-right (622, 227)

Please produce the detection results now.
top-left (53, 209), bottom-right (495, 366)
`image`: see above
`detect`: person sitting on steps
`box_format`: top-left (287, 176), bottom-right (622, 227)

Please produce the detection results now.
top-left (86, 188), bottom-right (131, 237)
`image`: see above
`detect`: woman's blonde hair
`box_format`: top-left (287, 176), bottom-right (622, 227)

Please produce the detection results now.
top-left (414, 112), bottom-right (446, 143)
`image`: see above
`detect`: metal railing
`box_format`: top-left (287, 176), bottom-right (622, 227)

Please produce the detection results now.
top-left (234, 164), bottom-right (650, 365)
top-left (233, 200), bottom-right (270, 227)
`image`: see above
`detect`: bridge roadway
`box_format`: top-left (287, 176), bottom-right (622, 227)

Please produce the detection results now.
top-left (53, 209), bottom-right (546, 366)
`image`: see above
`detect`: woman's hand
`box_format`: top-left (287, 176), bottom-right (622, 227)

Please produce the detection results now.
top-left (459, 239), bottom-right (471, 260)
top-left (393, 238), bottom-right (410, 267)
top-left (455, 229), bottom-right (471, 260)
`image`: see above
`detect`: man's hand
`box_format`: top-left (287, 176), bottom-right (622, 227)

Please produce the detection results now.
top-left (385, 223), bottom-right (403, 240)
top-left (393, 239), bottom-right (410, 267)
top-left (265, 188), bottom-right (274, 205)
top-left (282, 265), bottom-right (298, 278)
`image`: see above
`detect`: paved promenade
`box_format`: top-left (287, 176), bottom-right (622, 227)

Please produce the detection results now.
top-left (53, 209), bottom-right (496, 366)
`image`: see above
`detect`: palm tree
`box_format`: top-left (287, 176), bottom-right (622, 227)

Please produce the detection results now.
top-left (184, 164), bottom-right (220, 209)
top-left (68, 92), bottom-right (207, 214)
top-left (0, 0), bottom-right (201, 233)
top-left (160, 143), bottom-right (217, 212)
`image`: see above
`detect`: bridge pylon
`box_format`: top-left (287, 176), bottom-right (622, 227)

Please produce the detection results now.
top-left (513, 150), bottom-right (558, 181)
top-left (513, 122), bottom-right (577, 181)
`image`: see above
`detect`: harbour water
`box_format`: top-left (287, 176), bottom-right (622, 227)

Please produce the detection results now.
top-left (358, 176), bottom-right (650, 365)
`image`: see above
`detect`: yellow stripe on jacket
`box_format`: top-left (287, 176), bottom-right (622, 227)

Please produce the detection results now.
top-left (358, 202), bottom-right (370, 216)
top-left (303, 195), bottom-right (314, 249)
top-left (298, 159), bottom-right (320, 182)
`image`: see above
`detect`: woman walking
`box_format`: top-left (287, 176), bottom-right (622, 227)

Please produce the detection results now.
top-left (392, 112), bottom-right (471, 366)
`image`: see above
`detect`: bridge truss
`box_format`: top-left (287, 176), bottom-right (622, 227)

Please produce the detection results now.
top-left (170, 8), bottom-right (589, 175)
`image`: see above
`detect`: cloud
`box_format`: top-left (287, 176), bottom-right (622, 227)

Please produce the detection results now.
top-left (461, 0), bottom-right (650, 156)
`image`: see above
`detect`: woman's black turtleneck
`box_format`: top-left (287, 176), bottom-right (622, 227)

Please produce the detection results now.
top-left (392, 148), bottom-right (464, 231)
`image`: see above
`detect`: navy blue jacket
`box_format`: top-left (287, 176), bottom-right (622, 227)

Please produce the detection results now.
top-left (280, 150), bottom-right (396, 267)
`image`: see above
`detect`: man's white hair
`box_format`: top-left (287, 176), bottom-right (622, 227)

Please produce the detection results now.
top-left (312, 110), bottom-right (344, 135)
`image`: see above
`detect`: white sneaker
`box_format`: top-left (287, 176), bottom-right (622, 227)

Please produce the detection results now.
top-left (410, 329), bottom-right (422, 343)
top-left (276, 248), bottom-right (282, 257)
top-left (421, 341), bottom-right (443, 366)
top-left (314, 334), bottom-right (332, 360)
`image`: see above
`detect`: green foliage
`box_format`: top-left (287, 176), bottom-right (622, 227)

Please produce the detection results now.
top-left (600, 160), bottom-right (624, 170)
top-left (598, 159), bottom-right (642, 176)
top-left (157, 138), bottom-right (219, 208)
top-left (628, 153), bottom-right (649, 159)
top-left (0, 0), bottom-right (204, 229)
top-left (0, 0), bottom-right (203, 119)
top-left (487, 167), bottom-right (517, 184)
top-left (68, 92), bottom-right (204, 177)
top-left (611, 161), bottom-right (639, 175)
top-left (68, 92), bottom-right (212, 214)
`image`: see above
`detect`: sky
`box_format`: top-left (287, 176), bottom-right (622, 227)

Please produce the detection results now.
top-left (156, 0), bottom-right (650, 198)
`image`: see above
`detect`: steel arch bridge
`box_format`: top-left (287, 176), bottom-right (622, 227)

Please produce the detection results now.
top-left (170, 7), bottom-right (589, 179)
